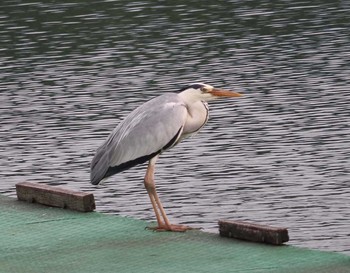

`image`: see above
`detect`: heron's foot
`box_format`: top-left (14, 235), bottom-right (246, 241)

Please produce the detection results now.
top-left (146, 224), bottom-right (197, 232)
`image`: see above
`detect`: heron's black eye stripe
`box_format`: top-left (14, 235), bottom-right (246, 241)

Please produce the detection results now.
top-left (179, 84), bottom-right (205, 92)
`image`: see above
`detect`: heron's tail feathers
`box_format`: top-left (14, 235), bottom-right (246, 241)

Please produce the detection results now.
top-left (90, 146), bottom-right (110, 185)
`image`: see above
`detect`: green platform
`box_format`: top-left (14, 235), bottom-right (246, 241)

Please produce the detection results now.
top-left (1, 195), bottom-right (349, 273)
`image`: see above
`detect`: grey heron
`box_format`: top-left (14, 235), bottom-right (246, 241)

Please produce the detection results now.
top-left (90, 83), bottom-right (242, 232)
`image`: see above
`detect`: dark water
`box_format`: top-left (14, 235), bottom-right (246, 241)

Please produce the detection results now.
top-left (1, 0), bottom-right (349, 255)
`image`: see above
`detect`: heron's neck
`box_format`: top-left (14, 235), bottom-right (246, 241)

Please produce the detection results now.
top-left (182, 100), bottom-right (209, 135)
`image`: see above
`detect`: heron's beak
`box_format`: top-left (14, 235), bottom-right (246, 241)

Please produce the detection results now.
top-left (209, 88), bottom-right (242, 98)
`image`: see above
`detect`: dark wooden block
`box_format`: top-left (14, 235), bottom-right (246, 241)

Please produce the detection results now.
top-left (16, 182), bottom-right (95, 212)
top-left (218, 220), bottom-right (289, 245)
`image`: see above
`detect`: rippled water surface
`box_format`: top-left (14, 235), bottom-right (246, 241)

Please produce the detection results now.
top-left (1, 0), bottom-right (349, 255)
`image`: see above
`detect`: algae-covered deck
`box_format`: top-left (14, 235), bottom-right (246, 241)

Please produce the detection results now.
top-left (1, 195), bottom-right (349, 273)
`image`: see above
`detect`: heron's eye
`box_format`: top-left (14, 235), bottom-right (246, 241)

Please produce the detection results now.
top-left (201, 87), bottom-right (209, 93)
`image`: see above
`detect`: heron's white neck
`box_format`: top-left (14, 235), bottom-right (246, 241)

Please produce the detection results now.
top-left (179, 96), bottom-right (209, 136)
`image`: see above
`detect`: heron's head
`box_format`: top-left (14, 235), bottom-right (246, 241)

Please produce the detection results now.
top-left (179, 83), bottom-right (242, 102)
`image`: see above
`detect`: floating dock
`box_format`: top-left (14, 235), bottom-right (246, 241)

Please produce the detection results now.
top-left (1, 194), bottom-right (349, 273)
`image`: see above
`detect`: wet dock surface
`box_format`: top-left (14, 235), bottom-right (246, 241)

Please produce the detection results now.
top-left (1, 195), bottom-right (349, 273)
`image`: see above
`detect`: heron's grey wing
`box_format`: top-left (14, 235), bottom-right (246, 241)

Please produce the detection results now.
top-left (90, 94), bottom-right (187, 185)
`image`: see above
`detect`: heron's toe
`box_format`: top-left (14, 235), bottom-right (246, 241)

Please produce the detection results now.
top-left (146, 224), bottom-right (198, 232)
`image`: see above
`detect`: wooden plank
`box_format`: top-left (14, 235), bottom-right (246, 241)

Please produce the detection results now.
top-left (16, 182), bottom-right (95, 212)
top-left (218, 220), bottom-right (289, 245)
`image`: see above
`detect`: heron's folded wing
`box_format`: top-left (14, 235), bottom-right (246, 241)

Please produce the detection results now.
top-left (90, 94), bottom-right (187, 184)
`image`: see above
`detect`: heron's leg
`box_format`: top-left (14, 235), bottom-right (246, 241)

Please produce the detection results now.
top-left (144, 155), bottom-right (171, 228)
top-left (144, 161), bottom-right (163, 226)
top-left (144, 156), bottom-right (194, 232)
